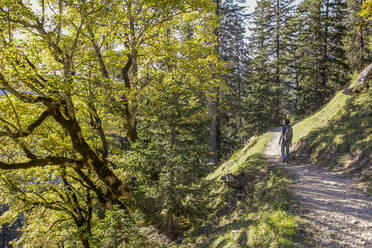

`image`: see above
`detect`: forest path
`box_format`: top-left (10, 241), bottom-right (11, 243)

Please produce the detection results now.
top-left (263, 128), bottom-right (372, 248)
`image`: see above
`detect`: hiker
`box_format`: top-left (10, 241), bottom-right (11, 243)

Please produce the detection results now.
top-left (279, 119), bottom-right (293, 163)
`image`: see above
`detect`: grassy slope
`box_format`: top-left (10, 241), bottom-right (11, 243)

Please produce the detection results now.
top-left (292, 87), bottom-right (372, 194)
top-left (178, 85), bottom-right (371, 247)
top-left (179, 132), bottom-right (300, 248)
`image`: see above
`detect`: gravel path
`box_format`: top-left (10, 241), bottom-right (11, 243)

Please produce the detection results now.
top-left (264, 128), bottom-right (372, 248)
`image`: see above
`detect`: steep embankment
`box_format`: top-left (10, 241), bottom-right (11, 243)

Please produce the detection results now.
top-left (267, 129), bottom-right (372, 248)
top-left (262, 86), bottom-right (372, 247)
top-left (292, 88), bottom-right (372, 194)
top-left (179, 86), bottom-right (371, 248)
top-left (180, 133), bottom-right (301, 247)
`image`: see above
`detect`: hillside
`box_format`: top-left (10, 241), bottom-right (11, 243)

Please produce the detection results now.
top-left (179, 132), bottom-right (300, 247)
top-left (293, 87), bottom-right (372, 194)
top-left (179, 85), bottom-right (371, 247)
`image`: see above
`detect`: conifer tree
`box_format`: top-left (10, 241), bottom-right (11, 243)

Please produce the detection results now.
top-left (247, 0), bottom-right (295, 130)
top-left (248, 0), bottom-right (275, 132)
top-left (295, 0), bottom-right (349, 114)
top-left (218, 0), bottom-right (253, 154)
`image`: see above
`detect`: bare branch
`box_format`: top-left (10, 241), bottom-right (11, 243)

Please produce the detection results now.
top-left (74, 168), bottom-right (108, 206)
top-left (51, 187), bottom-right (67, 202)
top-left (86, 25), bottom-right (109, 78)
top-left (23, 55), bottom-right (47, 85)
top-left (0, 116), bottom-right (18, 131)
top-left (41, 0), bottom-right (45, 25)
top-left (68, 174), bottom-right (90, 189)
top-left (20, 143), bottom-right (38, 160)
top-left (68, 16), bottom-right (85, 61)
top-left (55, 0), bottom-right (63, 45)
top-left (61, 168), bottom-right (83, 217)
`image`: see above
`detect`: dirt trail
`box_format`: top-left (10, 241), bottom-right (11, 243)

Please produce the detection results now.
top-left (263, 128), bottom-right (372, 248)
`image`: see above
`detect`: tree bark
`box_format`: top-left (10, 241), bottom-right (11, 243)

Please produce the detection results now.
top-left (343, 62), bottom-right (372, 95)
top-left (320, 0), bottom-right (329, 87)
top-left (274, 0), bottom-right (281, 126)
top-left (122, 55), bottom-right (138, 143)
top-left (166, 212), bottom-right (174, 240)
top-left (81, 238), bottom-right (90, 248)
top-left (209, 0), bottom-right (221, 164)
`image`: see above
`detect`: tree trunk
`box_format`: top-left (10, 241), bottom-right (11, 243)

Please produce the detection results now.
top-left (274, 0), bottom-right (281, 126)
top-left (209, 0), bottom-right (221, 164)
top-left (122, 55), bottom-right (138, 143)
top-left (165, 212), bottom-right (175, 240)
top-left (320, 0), bottom-right (329, 87)
top-left (81, 238), bottom-right (90, 248)
top-left (343, 62), bottom-right (372, 95)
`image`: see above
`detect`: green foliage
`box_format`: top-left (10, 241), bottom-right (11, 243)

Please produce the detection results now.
top-left (291, 91), bottom-right (350, 145)
top-left (0, 166), bottom-right (96, 247)
top-left (344, 0), bottom-right (372, 70)
top-left (0, 0), bottom-right (223, 246)
top-left (91, 207), bottom-right (150, 248)
top-left (292, 0), bottom-right (350, 115)
top-left (0, 0), bottom-right (369, 246)
top-left (247, 210), bottom-right (298, 248)
top-left (359, 0), bottom-right (372, 20)
top-left (359, 0), bottom-right (372, 51)
top-left (217, 1), bottom-right (255, 156)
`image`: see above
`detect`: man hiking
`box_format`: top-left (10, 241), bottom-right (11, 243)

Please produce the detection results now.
top-left (279, 119), bottom-right (293, 164)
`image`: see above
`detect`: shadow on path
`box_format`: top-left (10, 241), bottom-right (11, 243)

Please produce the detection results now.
top-left (263, 128), bottom-right (372, 248)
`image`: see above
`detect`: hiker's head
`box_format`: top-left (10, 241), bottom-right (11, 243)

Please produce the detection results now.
top-left (285, 119), bottom-right (290, 125)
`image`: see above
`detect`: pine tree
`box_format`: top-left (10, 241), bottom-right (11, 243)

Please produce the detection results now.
top-left (248, 0), bottom-right (276, 132)
top-left (247, 0), bottom-right (296, 130)
top-left (294, 0), bottom-right (349, 114)
top-left (218, 0), bottom-right (253, 154)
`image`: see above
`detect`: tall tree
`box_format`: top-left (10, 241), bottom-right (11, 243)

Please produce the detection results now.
top-left (247, 0), bottom-right (295, 130)
top-left (0, 0), bottom-right (220, 243)
top-left (248, 0), bottom-right (275, 132)
top-left (208, 0), bottom-right (222, 164)
top-left (291, 0), bottom-right (349, 114)
top-left (218, 0), bottom-right (253, 155)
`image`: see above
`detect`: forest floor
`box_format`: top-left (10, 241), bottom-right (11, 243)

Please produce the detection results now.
top-left (263, 128), bottom-right (372, 248)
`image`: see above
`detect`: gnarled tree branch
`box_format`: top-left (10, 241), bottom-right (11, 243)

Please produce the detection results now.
top-left (0, 72), bottom-right (55, 105)
top-left (0, 156), bottom-right (85, 170)
top-left (88, 102), bottom-right (108, 160)
top-left (0, 109), bottom-right (52, 139)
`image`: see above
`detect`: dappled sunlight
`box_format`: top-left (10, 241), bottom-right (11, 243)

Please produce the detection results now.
top-left (265, 129), bottom-right (372, 247)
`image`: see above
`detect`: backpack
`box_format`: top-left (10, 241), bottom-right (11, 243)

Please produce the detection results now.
top-left (283, 125), bottom-right (293, 142)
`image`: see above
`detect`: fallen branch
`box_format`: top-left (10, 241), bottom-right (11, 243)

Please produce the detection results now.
top-left (343, 62), bottom-right (372, 95)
